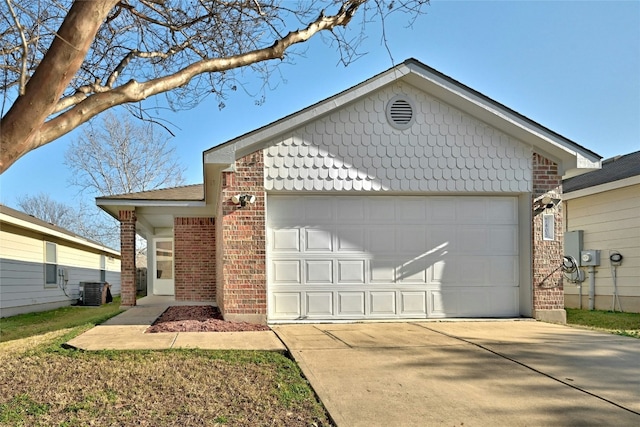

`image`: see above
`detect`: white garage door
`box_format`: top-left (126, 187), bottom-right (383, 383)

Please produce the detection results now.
top-left (267, 195), bottom-right (519, 321)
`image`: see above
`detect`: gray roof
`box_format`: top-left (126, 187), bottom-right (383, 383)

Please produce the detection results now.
top-left (563, 150), bottom-right (640, 193)
top-left (0, 204), bottom-right (117, 252)
top-left (96, 184), bottom-right (204, 201)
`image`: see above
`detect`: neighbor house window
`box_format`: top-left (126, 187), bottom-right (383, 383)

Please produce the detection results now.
top-left (45, 242), bottom-right (57, 287)
top-left (100, 254), bottom-right (106, 282)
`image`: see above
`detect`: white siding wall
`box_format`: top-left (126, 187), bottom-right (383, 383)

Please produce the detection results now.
top-left (565, 184), bottom-right (640, 311)
top-left (0, 226), bottom-right (121, 317)
top-left (264, 84), bottom-right (532, 193)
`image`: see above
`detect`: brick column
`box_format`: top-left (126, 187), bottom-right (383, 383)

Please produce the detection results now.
top-left (218, 151), bottom-right (267, 324)
top-left (174, 217), bottom-right (216, 301)
top-left (119, 210), bottom-right (137, 307)
top-left (531, 153), bottom-right (565, 323)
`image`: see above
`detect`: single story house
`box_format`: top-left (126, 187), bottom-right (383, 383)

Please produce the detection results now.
top-left (563, 150), bottom-right (640, 312)
top-left (0, 204), bottom-right (121, 317)
top-left (97, 58), bottom-right (601, 324)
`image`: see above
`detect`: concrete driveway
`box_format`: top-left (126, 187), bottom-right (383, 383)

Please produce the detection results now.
top-left (273, 321), bottom-right (640, 426)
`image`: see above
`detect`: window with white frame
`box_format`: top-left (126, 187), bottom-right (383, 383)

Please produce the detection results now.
top-left (542, 214), bottom-right (555, 241)
top-left (100, 254), bottom-right (106, 282)
top-left (45, 242), bottom-right (57, 287)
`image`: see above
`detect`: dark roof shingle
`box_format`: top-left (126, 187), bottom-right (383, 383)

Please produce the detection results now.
top-left (96, 184), bottom-right (204, 201)
top-left (563, 150), bottom-right (640, 193)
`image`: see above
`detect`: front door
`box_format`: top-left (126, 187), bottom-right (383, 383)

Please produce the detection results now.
top-left (153, 238), bottom-right (175, 295)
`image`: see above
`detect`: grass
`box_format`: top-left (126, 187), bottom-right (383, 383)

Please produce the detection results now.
top-left (0, 301), bottom-right (332, 426)
top-left (0, 330), bottom-right (331, 426)
top-left (566, 308), bottom-right (640, 338)
top-left (0, 297), bottom-right (124, 343)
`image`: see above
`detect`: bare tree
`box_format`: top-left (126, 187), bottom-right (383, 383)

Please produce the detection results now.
top-left (15, 193), bottom-right (120, 248)
top-left (63, 111), bottom-right (186, 249)
top-left (0, 0), bottom-right (429, 173)
top-left (16, 192), bottom-right (76, 229)
top-left (65, 111), bottom-right (186, 196)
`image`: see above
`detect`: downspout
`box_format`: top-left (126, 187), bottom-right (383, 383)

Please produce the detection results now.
top-left (588, 266), bottom-right (596, 310)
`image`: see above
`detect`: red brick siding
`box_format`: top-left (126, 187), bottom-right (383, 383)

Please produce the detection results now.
top-left (219, 151), bottom-right (267, 319)
top-left (174, 217), bottom-right (216, 301)
top-left (532, 153), bottom-right (564, 311)
top-left (119, 210), bottom-right (137, 307)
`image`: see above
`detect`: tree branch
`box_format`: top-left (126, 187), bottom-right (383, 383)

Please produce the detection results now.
top-left (38, 0), bottom-right (367, 146)
top-left (4, 0), bottom-right (28, 95)
top-left (0, 0), bottom-right (120, 173)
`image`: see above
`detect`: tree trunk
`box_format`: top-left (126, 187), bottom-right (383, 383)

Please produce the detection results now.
top-left (0, 0), bottom-right (119, 173)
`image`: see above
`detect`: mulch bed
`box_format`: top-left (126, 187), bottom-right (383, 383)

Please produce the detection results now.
top-left (146, 305), bottom-right (271, 333)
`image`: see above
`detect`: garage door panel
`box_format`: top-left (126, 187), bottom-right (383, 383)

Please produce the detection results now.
top-left (370, 259), bottom-right (396, 282)
top-left (272, 260), bottom-right (301, 284)
top-left (305, 260), bottom-right (333, 283)
top-left (488, 226), bottom-right (518, 254)
top-left (457, 225), bottom-right (489, 254)
top-left (305, 229), bottom-right (333, 251)
top-left (269, 198), bottom-right (303, 221)
top-left (370, 291), bottom-right (396, 315)
top-left (489, 257), bottom-right (519, 285)
top-left (454, 257), bottom-right (488, 284)
top-left (487, 198), bottom-right (518, 224)
top-left (369, 198), bottom-right (396, 221)
top-left (304, 197), bottom-right (333, 221)
top-left (401, 291), bottom-right (427, 315)
top-left (338, 292), bottom-right (365, 315)
top-left (307, 292), bottom-right (333, 316)
top-left (337, 198), bottom-right (365, 222)
top-left (397, 259), bottom-right (427, 283)
top-left (369, 227), bottom-right (396, 252)
top-left (272, 229), bottom-right (300, 251)
top-left (397, 198), bottom-right (427, 222)
top-left (457, 198), bottom-right (488, 224)
top-left (271, 293), bottom-right (301, 318)
top-left (397, 226), bottom-right (427, 253)
top-left (430, 198), bottom-right (457, 223)
top-left (488, 288), bottom-right (519, 316)
top-left (337, 260), bottom-right (366, 283)
top-left (336, 227), bottom-right (365, 252)
top-left (429, 290), bottom-right (456, 317)
top-left (459, 290), bottom-right (491, 316)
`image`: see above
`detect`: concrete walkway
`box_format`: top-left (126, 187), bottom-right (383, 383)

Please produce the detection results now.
top-left (273, 321), bottom-right (640, 427)
top-left (65, 297), bottom-right (285, 352)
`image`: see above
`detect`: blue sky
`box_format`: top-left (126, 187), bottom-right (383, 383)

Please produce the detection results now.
top-left (1, 0), bottom-right (639, 208)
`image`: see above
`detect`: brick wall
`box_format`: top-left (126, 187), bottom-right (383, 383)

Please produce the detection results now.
top-left (531, 153), bottom-right (565, 321)
top-left (218, 151), bottom-right (267, 323)
top-left (119, 210), bottom-right (137, 307)
top-left (174, 217), bottom-right (216, 301)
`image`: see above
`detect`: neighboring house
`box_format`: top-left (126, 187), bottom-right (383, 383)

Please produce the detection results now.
top-left (0, 204), bottom-right (121, 317)
top-left (97, 58), bottom-right (601, 324)
top-left (563, 150), bottom-right (640, 312)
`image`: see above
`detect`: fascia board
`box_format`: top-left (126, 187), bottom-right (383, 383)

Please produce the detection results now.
top-left (95, 199), bottom-right (207, 227)
top-left (96, 199), bottom-right (206, 208)
top-left (563, 175), bottom-right (640, 200)
top-left (0, 213), bottom-right (120, 257)
top-left (204, 66), bottom-right (411, 164)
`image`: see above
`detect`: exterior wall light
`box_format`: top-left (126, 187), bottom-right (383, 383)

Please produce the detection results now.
top-left (231, 194), bottom-right (256, 207)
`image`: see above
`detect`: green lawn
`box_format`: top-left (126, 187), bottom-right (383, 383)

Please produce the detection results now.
top-left (0, 299), bottom-right (332, 426)
top-left (0, 297), bottom-right (124, 343)
top-left (566, 308), bottom-right (640, 338)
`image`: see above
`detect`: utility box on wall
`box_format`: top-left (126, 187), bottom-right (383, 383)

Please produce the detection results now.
top-left (564, 230), bottom-right (584, 265)
top-left (581, 250), bottom-right (601, 267)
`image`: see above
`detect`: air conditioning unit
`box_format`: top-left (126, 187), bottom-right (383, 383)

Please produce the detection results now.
top-left (81, 282), bottom-right (105, 306)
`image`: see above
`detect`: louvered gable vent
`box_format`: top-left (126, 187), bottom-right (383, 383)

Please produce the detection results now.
top-left (386, 95), bottom-right (415, 130)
